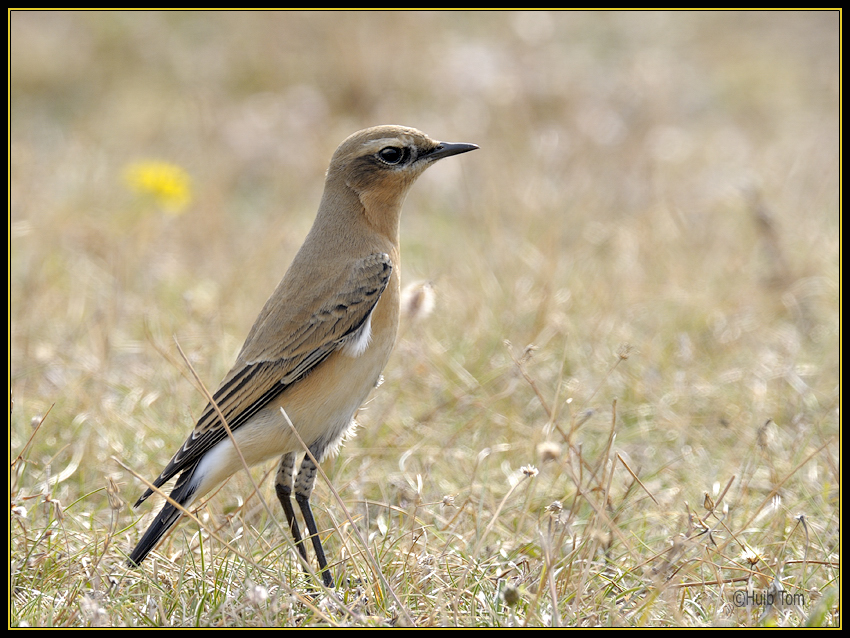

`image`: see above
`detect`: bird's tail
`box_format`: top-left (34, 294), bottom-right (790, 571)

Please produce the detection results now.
top-left (127, 467), bottom-right (198, 567)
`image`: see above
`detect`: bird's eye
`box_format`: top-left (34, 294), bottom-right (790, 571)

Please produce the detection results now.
top-left (378, 146), bottom-right (405, 165)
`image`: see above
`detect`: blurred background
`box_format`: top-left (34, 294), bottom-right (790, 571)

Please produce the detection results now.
top-left (9, 10), bottom-right (840, 626)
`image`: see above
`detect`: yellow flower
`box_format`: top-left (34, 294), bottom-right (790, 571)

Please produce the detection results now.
top-left (124, 160), bottom-right (193, 214)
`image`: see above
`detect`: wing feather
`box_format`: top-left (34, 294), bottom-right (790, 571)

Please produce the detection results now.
top-left (135, 253), bottom-right (392, 505)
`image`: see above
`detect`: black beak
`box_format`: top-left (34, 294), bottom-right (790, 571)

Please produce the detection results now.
top-left (427, 141), bottom-right (479, 161)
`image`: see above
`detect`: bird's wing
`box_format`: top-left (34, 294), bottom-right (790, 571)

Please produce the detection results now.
top-left (238, 252), bottom-right (393, 364)
top-left (135, 253), bottom-right (393, 504)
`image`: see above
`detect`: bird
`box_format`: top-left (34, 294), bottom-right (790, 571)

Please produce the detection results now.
top-left (126, 125), bottom-right (478, 587)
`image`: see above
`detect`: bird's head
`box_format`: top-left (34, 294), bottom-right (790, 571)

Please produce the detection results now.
top-left (328, 125), bottom-right (478, 216)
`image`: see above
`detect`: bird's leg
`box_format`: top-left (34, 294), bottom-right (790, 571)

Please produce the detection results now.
top-left (275, 452), bottom-right (309, 566)
top-left (294, 450), bottom-right (334, 588)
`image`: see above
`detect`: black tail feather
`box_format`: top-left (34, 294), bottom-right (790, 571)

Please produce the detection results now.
top-left (127, 501), bottom-right (183, 566)
top-left (127, 467), bottom-right (198, 566)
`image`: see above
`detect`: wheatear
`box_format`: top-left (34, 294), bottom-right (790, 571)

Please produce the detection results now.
top-left (127, 125), bottom-right (478, 587)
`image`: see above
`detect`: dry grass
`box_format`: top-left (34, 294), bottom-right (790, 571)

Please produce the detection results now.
top-left (10, 10), bottom-right (840, 627)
